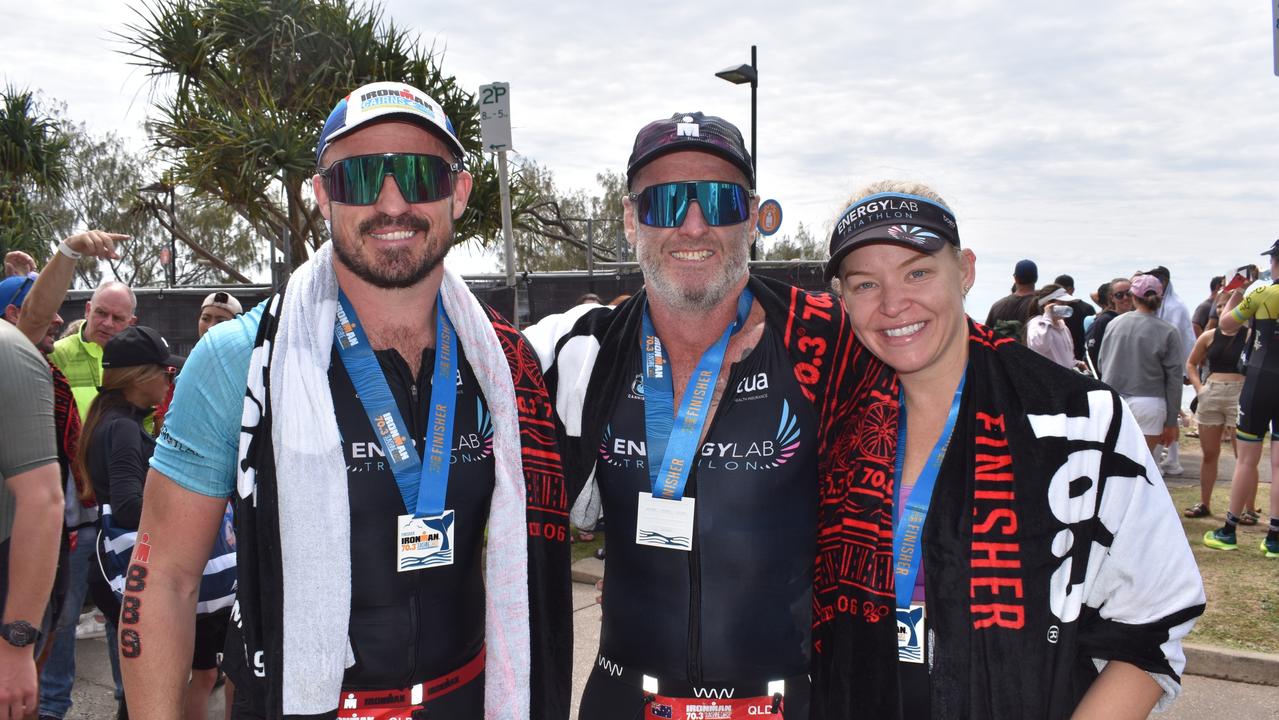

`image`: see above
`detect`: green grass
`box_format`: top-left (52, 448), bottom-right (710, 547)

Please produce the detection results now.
top-left (1170, 483), bottom-right (1279, 655)
top-left (570, 526), bottom-right (605, 563)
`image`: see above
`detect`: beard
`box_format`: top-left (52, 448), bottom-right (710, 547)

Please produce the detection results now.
top-left (331, 210), bottom-right (451, 289)
top-left (637, 229), bottom-right (751, 313)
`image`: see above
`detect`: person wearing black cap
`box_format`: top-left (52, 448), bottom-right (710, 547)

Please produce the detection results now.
top-left (1052, 274), bottom-right (1096, 362)
top-left (70, 325), bottom-right (181, 719)
top-left (984, 258), bottom-right (1039, 341)
top-left (525, 112), bottom-right (895, 719)
top-left (1205, 239), bottom-right (1279, 558)
top-left (123, 82), bottom-right (571, 720)
top-left (820, 180), bottom-right (1203, 719)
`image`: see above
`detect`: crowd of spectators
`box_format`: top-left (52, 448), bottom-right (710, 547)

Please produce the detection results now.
top-left (1, 238), bottom-right (242, 720)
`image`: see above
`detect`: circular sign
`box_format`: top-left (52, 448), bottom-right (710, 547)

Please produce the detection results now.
top-left (757, 199), bottom-right (783, 236)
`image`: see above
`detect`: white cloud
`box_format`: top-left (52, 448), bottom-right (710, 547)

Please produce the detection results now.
top-left (3, 0), bottom-right (1276, 319)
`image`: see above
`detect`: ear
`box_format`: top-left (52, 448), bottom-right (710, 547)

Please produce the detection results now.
top-left (313, 174), bottom-right (332, 221)
top-left (3, 304), bottom-right (19, 324)
top-left (622, 193), bottom-right (638, 250)
top-left (450, 170), bottom-right (473, 221)
top-left (960, 248), bottom-right (977, 292)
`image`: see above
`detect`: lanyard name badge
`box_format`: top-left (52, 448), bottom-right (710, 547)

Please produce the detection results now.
top-left (335, 291), bottom-right (458, 572)
top-left (893, 372), bottom-right (965, 663)
top-left (636, 288), bottom-right (753, 552)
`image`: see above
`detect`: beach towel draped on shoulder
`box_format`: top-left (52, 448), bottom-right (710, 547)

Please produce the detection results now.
top-left (810, 319), bottom-right (1204, 719)
top-left (227, 243), bottom-right (572, 719)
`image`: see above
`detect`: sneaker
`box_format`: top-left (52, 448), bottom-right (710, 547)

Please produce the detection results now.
top-left (75, 612), bottom-right (106, 640)
top-left (1263, 537), bottom-right (1279, 558)
top-left (1203, 528), bottom-right (1238, 550)
top-left (1160, 463), bottom-right (1185, 477)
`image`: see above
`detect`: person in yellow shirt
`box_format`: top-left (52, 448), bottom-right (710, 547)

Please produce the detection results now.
top-left (49, 281), bottom-right (136, 422)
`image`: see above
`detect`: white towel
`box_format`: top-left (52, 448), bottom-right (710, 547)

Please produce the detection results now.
top-left (268, 243), bottom-right (530, 717)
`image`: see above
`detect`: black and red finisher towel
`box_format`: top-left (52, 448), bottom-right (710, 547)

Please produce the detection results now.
top-left (810, 320), bottom-right (1204, 719)
top-left (229, 297), bottom-right (573, 720)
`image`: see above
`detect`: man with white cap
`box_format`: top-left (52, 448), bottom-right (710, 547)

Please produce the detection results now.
top-left (120, 81), bottom-right (571, 719)
top-left (197, 291), bottom-right (243, 338)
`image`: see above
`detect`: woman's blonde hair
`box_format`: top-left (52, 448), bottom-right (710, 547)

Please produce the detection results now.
top-left (72, 364), bottom-right (166, 503)
top-left (843, 180), bottom-right (951, 213)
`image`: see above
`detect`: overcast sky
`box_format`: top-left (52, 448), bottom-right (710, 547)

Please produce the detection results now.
top-left (4, 0), bottom-right (1278, 318)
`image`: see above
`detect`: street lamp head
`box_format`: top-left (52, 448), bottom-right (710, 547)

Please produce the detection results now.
top-left (715, 63), bottom-right (757, 86)
top-left (138, 180), bottom-right (174, 195)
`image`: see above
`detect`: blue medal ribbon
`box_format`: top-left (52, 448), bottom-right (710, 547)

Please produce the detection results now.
top-left (641, 288), bottom-right (754, 500)
top-left (892, 370), bottom-right (966, 610)
top-left (334, 290), bottom-right (458, 518)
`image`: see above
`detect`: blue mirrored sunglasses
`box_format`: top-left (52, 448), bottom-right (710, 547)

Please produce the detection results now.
top-left (629, 181), bottom-right (752, 228)
top-left (320, 153), bottom-right (462, 205)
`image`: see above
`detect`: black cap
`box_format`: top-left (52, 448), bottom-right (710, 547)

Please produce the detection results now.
top-left (1262, 239), bottom-right (1279, 257)
top-left (824, 192), bottom-right (960, 281)
top-left (1014, 259), bottom-right (1038, 284)
top-left (626, 112), bottom-right (754, 189)
top-left (102, 326), bottom-right (185, 370)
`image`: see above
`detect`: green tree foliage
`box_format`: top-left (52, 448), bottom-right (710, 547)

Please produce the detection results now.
top-left (121, 0), bottom-right (573, 269)
top-left (507, 162), bottom-right (626, 272)
top-left (0, 87), bottom-right (69, 259)
top-left (31, 114), bottom-right (262, 287)
top-left (762, 221), bottom-right (823, 260)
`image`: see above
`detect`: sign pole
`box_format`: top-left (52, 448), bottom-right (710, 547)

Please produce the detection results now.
top-left (498, 148), bottom-right (519, 318)
top-left (478, 81), bottom-right (517, 319)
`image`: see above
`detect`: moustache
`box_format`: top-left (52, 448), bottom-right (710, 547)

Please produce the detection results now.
top-left (357, 213), bottom-right (432, 236)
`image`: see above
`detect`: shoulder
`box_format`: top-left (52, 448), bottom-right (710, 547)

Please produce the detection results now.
top-left (0, 323), bottom-right (50, 391)
top-left (190, 301), bottom-right (265, 372)
top-left (522, 302), bottom-right (615, 369)
top-left (750, 275), bottom-right (847, 331)
top-left (50, 332), bottom-right (83, 363)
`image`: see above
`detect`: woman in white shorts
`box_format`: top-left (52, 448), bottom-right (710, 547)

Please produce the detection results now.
top-left (1098, 274), bottom-right (1184, 451)
top-left (1183, 313), bottom-right (1248, 517)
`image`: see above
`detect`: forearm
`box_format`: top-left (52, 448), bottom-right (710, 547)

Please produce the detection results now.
top-left (1071, 660), bottom-right (1163, 719)
top-left (120, 470), bottom-right (228, 719)
top-left (118, 557), bottom-right (200, 717)
top-left (16, 251), bottom-right (77, 346)
top-left (3, 466), bottom-right (63, 625)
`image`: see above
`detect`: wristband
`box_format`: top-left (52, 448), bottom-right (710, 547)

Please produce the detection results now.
top-left (57, 240), bottom-right (82, 260)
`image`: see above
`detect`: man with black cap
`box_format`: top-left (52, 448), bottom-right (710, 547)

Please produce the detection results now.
top-left (1053, 274), bottom-right (1096, 362)
top-left (984, 259), bottom-right (1039, 341)
top-left (121, 82), bottom-right (571, 719)
top-left (525, 112), bottom-right (894, 718)
top-left (1205, 239), bottom-right (1279, 558)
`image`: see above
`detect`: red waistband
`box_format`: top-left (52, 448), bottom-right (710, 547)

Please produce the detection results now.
top-left (336, 645), bottom-right (484, 718)
top-left (646, 692), bottom-right (785, 719)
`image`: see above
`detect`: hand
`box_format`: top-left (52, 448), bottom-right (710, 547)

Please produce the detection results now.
top-left (64, 230), bottom-right (129, 261)
top-left (1159, 426), bottom-right (1179, 447)
top-left (0, 643), bottom-right (37, 720)
top-left (3, 252), bottom-right (35, 277)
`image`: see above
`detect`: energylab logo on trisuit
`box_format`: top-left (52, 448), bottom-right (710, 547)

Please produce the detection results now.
top-left (597, 401), bottom-right (802, 471)
top-left (453, 398), bottom-right (494, 464)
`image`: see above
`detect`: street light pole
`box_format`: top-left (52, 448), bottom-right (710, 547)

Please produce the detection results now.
top-left (716, 44), bottom-right (760, 259)
top-left (167, 188), bottom-right (177, 288)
